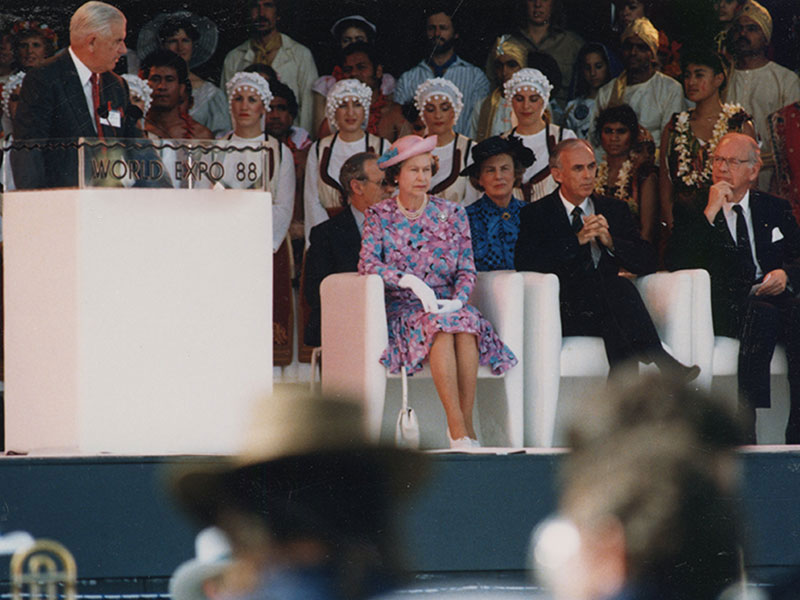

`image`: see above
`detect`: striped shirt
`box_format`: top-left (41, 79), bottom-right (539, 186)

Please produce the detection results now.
top-left (394, 55), bottom-right (490, 136)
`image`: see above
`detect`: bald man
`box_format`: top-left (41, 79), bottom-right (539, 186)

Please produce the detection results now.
top-left (667, 133), bottom-right (800, 443)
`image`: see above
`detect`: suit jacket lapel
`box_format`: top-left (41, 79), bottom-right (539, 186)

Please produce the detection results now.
top-left (61, 54), bottom-right (97, 138)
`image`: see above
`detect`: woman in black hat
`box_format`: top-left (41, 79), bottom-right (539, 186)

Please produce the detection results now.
top-left (464, 135), bottom-right (534, 271)
top-left (138, 12), bottom-right (231, 136)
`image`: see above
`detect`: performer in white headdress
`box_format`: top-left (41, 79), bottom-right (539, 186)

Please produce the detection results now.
top-left (414, 77), bottom-right (478, 205)
top-left (303, 78), bottom-right (387, 243)
top-left (503, 68), bottom-right (576, 202)
top-left (122, 73), bottom-right (153, 131)
top-left (222, 71), bottom-right (295, 254)
top-left (223, 71), bottom-right (297, 365)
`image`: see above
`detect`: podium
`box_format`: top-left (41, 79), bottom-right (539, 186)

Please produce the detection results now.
top-left (3, 139), bottom-right (274, 454)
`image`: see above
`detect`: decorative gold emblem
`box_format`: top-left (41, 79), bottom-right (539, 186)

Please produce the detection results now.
top-left (11, 539), bottom-right (77, 600)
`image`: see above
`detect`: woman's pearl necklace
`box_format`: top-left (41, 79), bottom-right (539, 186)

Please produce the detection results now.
top-left (396, 196), bottom-right (429, 220)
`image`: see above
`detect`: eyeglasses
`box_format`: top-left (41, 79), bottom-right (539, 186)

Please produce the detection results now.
top-left (711, 156), bottom-right (752, 168)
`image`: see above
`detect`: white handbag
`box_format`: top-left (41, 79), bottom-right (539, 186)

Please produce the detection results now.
top-left (395, 366), bottom-right (420, 449)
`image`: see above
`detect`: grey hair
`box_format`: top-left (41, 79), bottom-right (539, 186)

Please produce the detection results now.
top-left (70, 1), bottom-right (125, 44)
top-left (339, 152), bottom-right (378, 201)
top-left (715, 132), bottom-right (760, 164)
top-left (549, 138), bottom-right (594, 170)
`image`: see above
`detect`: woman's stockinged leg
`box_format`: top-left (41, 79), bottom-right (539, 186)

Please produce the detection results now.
top-left (429, 332), bottom-right (468, 439)
top-left (455, 333), bottom-right (479, 440)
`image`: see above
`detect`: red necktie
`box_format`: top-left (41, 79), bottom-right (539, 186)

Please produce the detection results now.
top-left (90, 72), bottom-right (104, 139)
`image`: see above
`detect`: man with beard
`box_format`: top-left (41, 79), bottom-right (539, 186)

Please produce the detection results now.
top-left (588, 17), bottom-right (684, 150)
top-left (394, 2), bottom-right (489, 136)
top-left (221, 0), bottom-right (317, 133)
top-left (725, 0), bottom-right (800, 192)
top-left (142, 49), bottom-right (212, 140)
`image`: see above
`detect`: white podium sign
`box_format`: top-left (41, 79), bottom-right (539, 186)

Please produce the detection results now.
top-left (3, 188), bottom-right (273, 455)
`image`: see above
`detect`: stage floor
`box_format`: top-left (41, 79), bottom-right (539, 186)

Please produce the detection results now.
top-left (0, 449), bottom-right (797, 596)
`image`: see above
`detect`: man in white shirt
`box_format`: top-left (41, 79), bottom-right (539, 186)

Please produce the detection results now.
top-left (12, 1), bottom-right (137, 189)
top-left (220, 0), bottom-right (318, 134)
top-left (725, 0), bottom-right (800, 191)
top-left (666, 133), bottom-right (800, 443)
top-left (589, 17), bottom-right (685, 149)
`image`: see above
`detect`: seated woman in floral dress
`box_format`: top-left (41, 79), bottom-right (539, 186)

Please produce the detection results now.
top-left (464, 135), bottom-right (534, 270)
top-left (359, 135), bottom-right (517, 449)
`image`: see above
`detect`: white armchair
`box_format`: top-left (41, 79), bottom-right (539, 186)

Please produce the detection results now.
top-left (688, 269), bottom-right (789, 443)
top-left (521, 270), bottom-right (700, 447)
top-left (320, 271), bottom-right (524, 448)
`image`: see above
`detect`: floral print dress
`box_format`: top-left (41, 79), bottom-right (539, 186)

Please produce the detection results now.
top-left (358, 195), bottom-right (518, 375)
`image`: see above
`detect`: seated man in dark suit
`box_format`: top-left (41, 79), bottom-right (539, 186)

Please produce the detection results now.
top-left (303, 151), bottom-right (392, 347)
top-left (667, 133), bottom-right (800, 443)
top-left (12, 1), bottom-right (140, 189)
top-left (515, 138), bottom-right (698, 379)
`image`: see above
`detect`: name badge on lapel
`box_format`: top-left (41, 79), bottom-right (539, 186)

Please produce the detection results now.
top-left (100, 108), bottom-right (122, 128)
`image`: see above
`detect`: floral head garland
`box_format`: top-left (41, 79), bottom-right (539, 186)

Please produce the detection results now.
top-left (413, 77), bottom-right (464, 125)
top-left (503, 68), bottom-right (553, 103)
top-left (122, 73), bottom-right (153, 116)
top-left (12, 20), bottom-right (57, 47)
top-left (325, 78), bottom-right (372, 132)
top-left (2, 71), bottom-right (24, 118)
top-left (226, 72), bottom-right (274, 116)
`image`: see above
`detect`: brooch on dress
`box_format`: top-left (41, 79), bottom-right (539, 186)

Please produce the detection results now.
top-left (437, 211), bottom-right (447, 222)
top-left (501, 212), bottom-right (511, 220)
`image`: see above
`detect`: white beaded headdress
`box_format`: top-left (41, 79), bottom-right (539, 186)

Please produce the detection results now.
top-left (2, 71), bottom-right (25, 118)
top-left (226, 72), bottom-right (274, 114)
top-left (325, 78), bottom-right (372, 132)
top-left (413, 77), bottom-right (464, 124)
top-left (122, 73), bottom-right (153, 116)
top-left (503, 68), bottom-right (553, 102)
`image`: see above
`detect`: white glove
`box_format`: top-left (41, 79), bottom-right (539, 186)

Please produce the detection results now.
top-left (398, 274), bottom-right (438, 313)
top-left (432, 299), bottom-right (463, 314)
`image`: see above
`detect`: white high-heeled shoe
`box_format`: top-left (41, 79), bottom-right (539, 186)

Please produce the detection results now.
top-left (447, 430), bottom-right (473, 450)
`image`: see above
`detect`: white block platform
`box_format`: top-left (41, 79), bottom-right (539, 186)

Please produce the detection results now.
top-left (3, 188), bottom-right (273, 455)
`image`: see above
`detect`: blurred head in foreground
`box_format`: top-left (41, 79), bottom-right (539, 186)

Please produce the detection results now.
top-left (171, 386), bottom-right (429, 600)
top-left (533, 374), bottom-right (744, 600)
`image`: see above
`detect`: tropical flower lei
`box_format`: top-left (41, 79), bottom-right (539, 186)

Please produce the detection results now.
top-left (595, 158), bottom-right (634, 203)
top-left (673, 103), bottom-right (744, 188)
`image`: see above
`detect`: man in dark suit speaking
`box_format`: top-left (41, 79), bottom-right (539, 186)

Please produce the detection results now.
top-left (515, 138), bottom-right (698, 380)
top-left (667, 133), bottom-right (800, 442)
top-left (303, 152), bottom-right (392, 347)
top-left (12, 1), bottom-right (139, 189)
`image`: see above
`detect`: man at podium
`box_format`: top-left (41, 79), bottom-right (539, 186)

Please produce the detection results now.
top-left (12, 1), bottom-right (140, 189)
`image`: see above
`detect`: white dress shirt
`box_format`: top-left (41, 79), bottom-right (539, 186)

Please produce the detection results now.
top-left (69, 47), bottom-right (97, 133)
top-left (721, 191), bottom-right (763, 279)
top-left (560, 192), bottom-right (601, 266)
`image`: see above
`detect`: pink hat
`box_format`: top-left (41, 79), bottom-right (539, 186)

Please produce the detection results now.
top-left (377, 135), bottom-right (437, 169)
